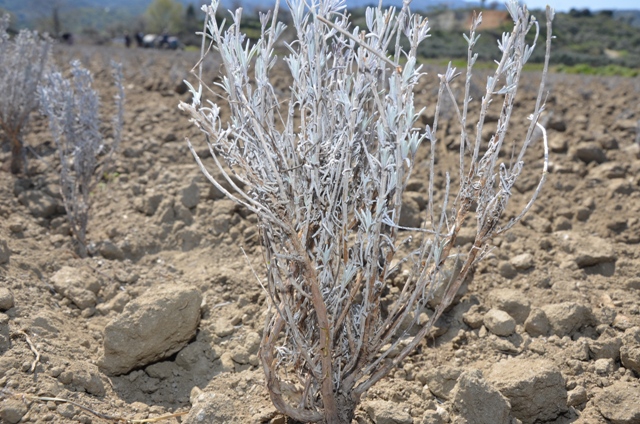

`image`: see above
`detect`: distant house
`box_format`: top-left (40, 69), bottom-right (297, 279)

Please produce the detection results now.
top-left (465, 10), bottom-right (510, 30)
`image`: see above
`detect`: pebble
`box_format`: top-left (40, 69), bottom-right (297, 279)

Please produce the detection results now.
top-left (573, 142), bottom-right (607, 164)
top-left (566, 386), bottom-right (588, 407)
top-left (0, 288), bottom-right (14, 311)
top-left (0, 240), bottom-right (10, 265)
top-left (510, 253), bottom-right (534, 271)
top-left (524, 308), bottom-right (550, 337)
top-left (497, 261), bottom-right (517, 279)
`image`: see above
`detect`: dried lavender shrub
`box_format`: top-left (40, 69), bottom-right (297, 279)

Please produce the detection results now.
top-left (39, 61), bottom-right (124, 257)
top-left (180, 0), bottom-right (554, 421)
top-left (0, 14), bottom-right (51, 174)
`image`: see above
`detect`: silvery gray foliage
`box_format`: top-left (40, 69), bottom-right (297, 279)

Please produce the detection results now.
top-left (39, 60), bottom-right (124, 258)
top-left (0, 14), bottom-right (52, 174)
top-left (180, 0), bottom-right (554, 421)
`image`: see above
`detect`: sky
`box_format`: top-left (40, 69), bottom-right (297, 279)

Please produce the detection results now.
top-left (509, 0), bottom-right (638, 11)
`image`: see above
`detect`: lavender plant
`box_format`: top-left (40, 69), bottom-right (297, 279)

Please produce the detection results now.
top-left (39, 61), bottom-right (124, 258)
top-left (0, 14), bottom-right (51, 174)
top-left (180, 0), bottom-right (554, 421)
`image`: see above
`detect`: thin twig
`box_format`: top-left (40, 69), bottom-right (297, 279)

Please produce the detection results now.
top-left (5, 390), bottom-right (187, 423)
top-left (11, 330), bottom-right (40, 373)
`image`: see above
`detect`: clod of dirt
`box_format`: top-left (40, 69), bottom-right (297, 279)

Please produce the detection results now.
top-left (572, 142), bottom-right (608, 164)
top-left (50, 266), bottom-right (101, 310)
top-left (180, 181), bottom-right (200, 209)
top-left (554, 231), bottom-right (617, 268)
top-left (0, 313), bottom-right (10, 353)
top-left (420, 366), bottom-right (462, 400)
top-left (483, 309), bottom-right (516, 337)
top-left (567, 385), bottom-right (588, 407)
top-left (97, 240), bottom-right (125, 260)
top-left (541, 302), bottom-right (596, 337)
top-left (364, 399), bottom-right (413, 424)
top-left (56, 361), bottom-right (106, 396)
top-left (593, 381), bottom-right (640, 424)
top-left (17, 189), bottom-right (59, 218)
top-left (450, 369), bottom-right (511, 424)
top-left (0, 398), bottom-right (28, 424)
top-left (487, 288), bottom-right (531, 324)
top-left (0, 239), bottom-right (10, 264)
top-left (620, 326), bottom-right (640, 374)
top-left (524, 307), bottom-right (550, 337)
top-left (509, 252), bottom-right (534, 271)
top-left (487, 358), bottom-right (567, 424)
top-left (99, 284), bottom-right (202, 375)
top-left (589, 330), bottom-right (622, 360)
top-left (0, 287), bottom-right (14, 311)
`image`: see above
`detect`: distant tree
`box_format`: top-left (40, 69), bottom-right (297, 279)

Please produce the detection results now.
top-left (144, 0), bottom-right (184, 34)
top-left (184, 3), bottom-right (201, 34)
top-left (31, 0), bottom-right (65, 37)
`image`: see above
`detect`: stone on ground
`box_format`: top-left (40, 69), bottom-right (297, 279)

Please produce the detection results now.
top-left (541, 302), bottom-right (595, 337)
top-left (487, 288), bottom-right (531, 324)
top-left (0, 287), bottom-right (14, 311)
top-left (483, 308), bottom-right (516, 336)
top-left (524, 307), bottom-right (550, 337)
top-left (50, 266), bottom-right (101, 310)
top-left (451, 369), bottom-right (511, 424)
top-left (364, 400), bottom-right (413, 424)
top-left (487, 358), bottom-right (567, 424)
top-left (421, 366), bottom-right (462, 400)
top-left (620, 326), bottom-right (640, 374)
top-left (99, 284), bottom-right (202, 375)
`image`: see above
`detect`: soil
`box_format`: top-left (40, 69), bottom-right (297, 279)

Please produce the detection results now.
top-left (1, 44), bottom-right (640, 424)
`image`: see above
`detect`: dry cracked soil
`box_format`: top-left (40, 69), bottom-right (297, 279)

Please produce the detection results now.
top-left (1, 44), bottom-right (640, 424)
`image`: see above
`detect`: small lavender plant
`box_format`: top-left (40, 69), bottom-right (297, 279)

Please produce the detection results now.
top-left (39, 61), bottom-right (124, 258)
top-left (180, 0), bottom-right (554, 421)
top-left (0, 14), bottom-right (51, 174)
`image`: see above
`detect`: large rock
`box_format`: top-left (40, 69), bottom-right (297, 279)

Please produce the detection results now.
top-left (541, 302), bottom-right (595, 337)
top-left (594, 382), bottom-right (640, 424)
top-left (50, 266), bottom-right (101, 310)
top-left (487, 358), bottom-right (567, 424)
top-left (451, 370), bottom-right (511, 424)
top-left (99, 284), bottom-right (202, 375)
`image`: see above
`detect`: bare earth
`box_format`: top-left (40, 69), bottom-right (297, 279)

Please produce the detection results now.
top-left (1, 45), bottom-right (640, 424)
